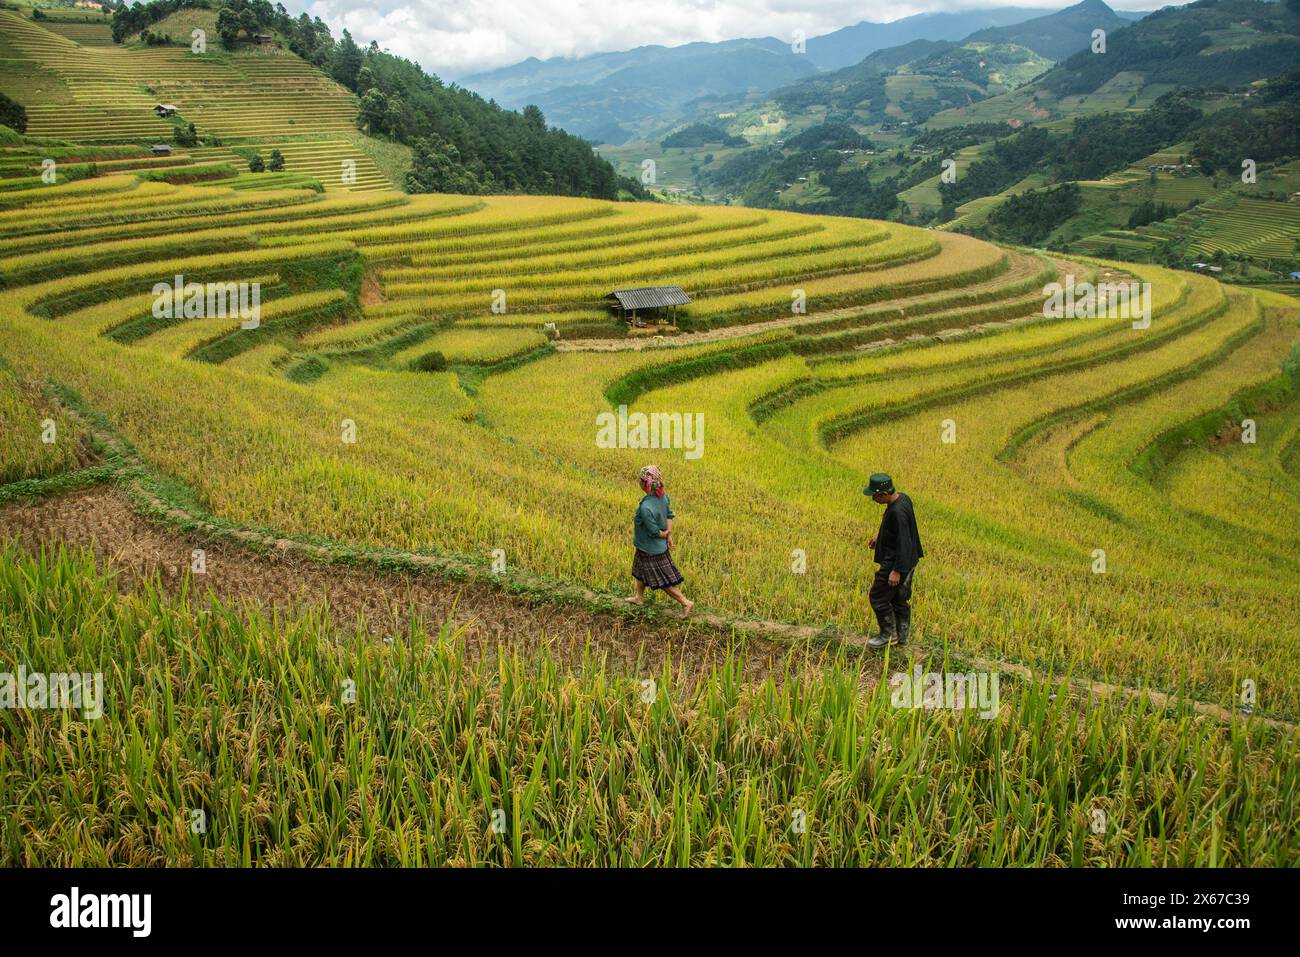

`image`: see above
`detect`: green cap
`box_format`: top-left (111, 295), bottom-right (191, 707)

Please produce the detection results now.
top-left (864, 472), bottom-right (895, 496)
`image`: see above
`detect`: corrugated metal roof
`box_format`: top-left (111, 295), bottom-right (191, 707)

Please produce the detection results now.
top-left (607, 286), bottom-right (691, 310)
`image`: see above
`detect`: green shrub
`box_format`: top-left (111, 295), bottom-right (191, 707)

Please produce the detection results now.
top-left (412, 350), bottom-right (447, 372)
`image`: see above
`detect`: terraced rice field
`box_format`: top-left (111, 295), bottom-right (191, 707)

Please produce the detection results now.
top-left (1070, 230), bottom-right (1164, 258)
top-left (1151, 174), bottom-right (1215, 204)
top-left (190, 140), bottom-right (389, 193)
top-left (1075, 166), bottom-right (1214, 206)
top-left (36, 18), bottom-right (115, 47)
top-left (1140, 194), bottom-right (1300, 260)
top-left (0, 110), bottom-right (1298, 862)
top-left (0, 10), bottom-right (387, 191)
top-left (0, 160), bottom-right (1297, 706)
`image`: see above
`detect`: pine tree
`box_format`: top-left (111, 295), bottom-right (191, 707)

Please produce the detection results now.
top-left (332, 30), bottom-right (362, 91)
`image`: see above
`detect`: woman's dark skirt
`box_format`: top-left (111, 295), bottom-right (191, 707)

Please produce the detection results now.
top-left (631, 548), bottom-right (684, 590)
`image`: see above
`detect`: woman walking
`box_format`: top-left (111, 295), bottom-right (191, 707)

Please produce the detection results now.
top-left (626, 464), bottom-right (694, 617)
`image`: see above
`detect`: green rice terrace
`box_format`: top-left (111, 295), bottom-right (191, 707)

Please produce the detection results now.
top-left (1122, 194), bottom-right (1300, 261)
top-left (958, 146), bottom-right (1300, 274)
top-left (0, 6), bottom-right (389, 189)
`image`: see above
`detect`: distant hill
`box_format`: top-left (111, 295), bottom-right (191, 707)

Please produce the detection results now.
top-left (461, 38), bottom-right (818, 144)
top-left (459, 37), bottom-right (800, 100)
top-left (964, 0), bottom-right (1132, 60)
top-left (772, 36), bottom-right (1053, 125)
top-left (598, 0), bottom-right (1298, 232)
top-left (929, 0), bottom-right (1300, 127)
top-left (631, 1), bottom-right (1141, 152)
top-left (801, 7), bottom-right (1058, 70)
top-left (1041, 0), bottom-right (1300, 94)
top-left (461, 6), bottom-right (1074, 144)
top-left (661, 123), bottom-right (747, 148)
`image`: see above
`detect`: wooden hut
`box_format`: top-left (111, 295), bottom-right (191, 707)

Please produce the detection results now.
top-left (606, 285), bottom-right (691, 328)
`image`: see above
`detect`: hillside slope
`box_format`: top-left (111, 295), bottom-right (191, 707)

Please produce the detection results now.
top-left (965, 0), bottom-right (1132, 61)
top-left (0, 8), bottom-right (390, 189)
top-left (600, 0), bottom-right (1300, 257)
top-left (704, 0), bottom-right (1137, 140)
top-left (929, 0), bottom-right (1300, 128)
top-left (0, 2), bottom-right (634, 199)
top-left (598, 1), bottom-right (1142, 199)
top-left (463, 38), bottom-right (820, 145)
top-left (803, 6), bottom-right (1066, 70)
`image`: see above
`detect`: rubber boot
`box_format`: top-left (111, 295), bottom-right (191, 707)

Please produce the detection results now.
top-left (867, 608), bottom-right (899, 649)
top-left (894, 606), bottom-right (910, 646)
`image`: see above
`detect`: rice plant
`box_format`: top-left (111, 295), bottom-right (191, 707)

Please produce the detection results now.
top-left (1, 546), bottom-right (1294, 867)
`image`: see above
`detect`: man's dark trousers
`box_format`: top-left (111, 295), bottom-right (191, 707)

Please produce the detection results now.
top-left (869, 567), bottom-right (913, 631)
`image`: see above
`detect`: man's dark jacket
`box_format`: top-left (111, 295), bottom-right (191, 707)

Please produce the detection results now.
top-left (874, 492), bottom-right (923, 576)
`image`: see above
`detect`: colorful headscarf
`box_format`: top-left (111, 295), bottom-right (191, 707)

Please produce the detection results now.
top-left (639, 465), bottom-right (665, 497)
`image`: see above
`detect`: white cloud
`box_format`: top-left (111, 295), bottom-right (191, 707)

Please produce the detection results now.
top-left (301, 1), bottom-right (1176, 79)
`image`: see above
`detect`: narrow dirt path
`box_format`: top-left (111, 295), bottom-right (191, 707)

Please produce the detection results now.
top-left (0, 485), bottom-right (856, 685)
top-left (2, 484), bottom-right (1291, 732)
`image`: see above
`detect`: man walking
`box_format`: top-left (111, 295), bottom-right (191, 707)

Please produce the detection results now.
top-left (864, 473), bottom-right (923, 649)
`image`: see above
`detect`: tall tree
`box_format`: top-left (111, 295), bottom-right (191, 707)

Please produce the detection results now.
top-left (332, 30), bottom-right (362, 90)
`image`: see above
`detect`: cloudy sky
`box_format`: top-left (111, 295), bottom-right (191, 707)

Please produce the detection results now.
top-left (301, 0), bottom-right (1171, 80)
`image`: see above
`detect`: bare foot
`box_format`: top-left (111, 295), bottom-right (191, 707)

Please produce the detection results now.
top-left (680, 600), bottom-right (695, 618)
top-left (624, 596), bottom-right (644, 606)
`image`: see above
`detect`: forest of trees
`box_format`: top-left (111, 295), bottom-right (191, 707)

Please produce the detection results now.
top-left (939, 127), bottom-right (1053, 209)
top-left (1127, 199), bottom-right (1183, 229)
top-left (982, 183), bottom-right (1081, 245)
top-left (702, 146), bottom-right (781, 195)
top-left (345, 47), bottom-right (633, 197)
top-left (661, 123), bottom-right (746, 149)
top-left (797, 162), bottom-right (920, 220)
top-left (704, 133), bottom-right (939, 220)
top-left (939, 95), bottom-right (1204, 209)
top-left (782, 121), bottom-right (873, 152)
top-left (1055, 97), bottom-right (1202, 180)
top-left (1191, 80), bottom-right (1300, 173)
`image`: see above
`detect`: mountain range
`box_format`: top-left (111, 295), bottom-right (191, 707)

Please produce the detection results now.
top-left (461, 3), bottom-right (1152, 144)
top-left (460, 37), bottom-right (818, 146)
